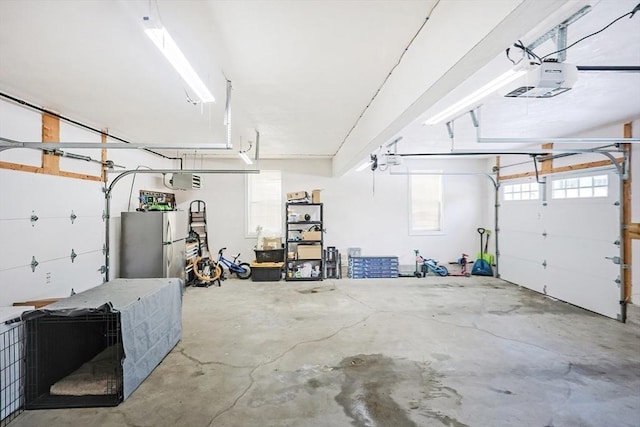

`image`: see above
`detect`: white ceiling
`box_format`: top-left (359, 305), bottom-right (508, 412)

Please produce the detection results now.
top-left (0, 0), bottom-right (638, 174)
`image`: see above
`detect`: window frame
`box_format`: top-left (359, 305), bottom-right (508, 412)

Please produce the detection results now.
top-left (408, 172), bottom-right (443, 236)
top-left (502, 181), bottom-right (541, 202)
top-left (245, 170), bottom-right (282, 238)
top-left (551, 173), bottom-right (608, 200)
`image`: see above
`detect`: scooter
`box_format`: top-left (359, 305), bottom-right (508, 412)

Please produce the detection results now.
top-left (447, 253), bottom-right (470, 277)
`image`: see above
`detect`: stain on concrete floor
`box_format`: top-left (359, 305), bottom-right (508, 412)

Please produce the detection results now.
top-left (334, 354), bottom-right (468, 427)
top-left (296, 286), bottom-right (335, 294)
top-left (245, 354), bottom-right (467, 426)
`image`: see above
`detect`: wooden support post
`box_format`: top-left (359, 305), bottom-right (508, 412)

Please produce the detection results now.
top-left (541, 143), bottom-right (553, 174)
top-left (1, 108), bottom-right (104, 182)
top-left (101, 130), bottom-right (108, 183)
top-left (41, 113), bottom-right (60, 174)
top-left (622, 122), bottom-right (632, 303)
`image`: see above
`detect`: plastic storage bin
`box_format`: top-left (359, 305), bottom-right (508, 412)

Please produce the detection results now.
top-left (251, 262), bottom-right (283, 281)
top-left (254, 249), bottom-right (285, 263)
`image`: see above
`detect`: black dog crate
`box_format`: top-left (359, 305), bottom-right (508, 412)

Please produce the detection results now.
top-left (24, 308), bottom-right (124, 409)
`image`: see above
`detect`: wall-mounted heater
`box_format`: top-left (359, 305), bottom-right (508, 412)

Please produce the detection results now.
top-left (170, 173), bottom-right (201, 190)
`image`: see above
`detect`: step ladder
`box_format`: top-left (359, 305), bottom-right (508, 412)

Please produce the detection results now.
top-left (189, 200), bottom-right (210, 258)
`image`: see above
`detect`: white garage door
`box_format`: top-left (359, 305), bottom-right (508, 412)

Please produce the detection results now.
top-left (499, 169), bottom-right (622, 320)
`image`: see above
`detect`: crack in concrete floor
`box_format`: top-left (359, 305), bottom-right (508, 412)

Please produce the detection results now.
top-left (176, 347), bottom-right (256, 369)
top-left (206, 313), bottom-right (373, 426)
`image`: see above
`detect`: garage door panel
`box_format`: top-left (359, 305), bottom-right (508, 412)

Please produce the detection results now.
top-left (500, 232), bottom-right (544, 261)
top-left (544, 205), bottom-right (619, 240)
top-left (499, 171), bottom-right (621, 320)
top-left (0, 255), bottom-right (104, 307)
top-left (500, 255), bottom-right (546, 293)
top-left (500, 203), bottom-right (543, 232)
top-left (545, 236), bottom-right (620, 278)
top-left (499, 198), bottom-right (546, 294)
top-left (544, 266), bottom-right (620, 319)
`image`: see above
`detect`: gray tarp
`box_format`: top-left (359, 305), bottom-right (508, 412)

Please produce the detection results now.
top-left (21, 278), bottom-right (182, 399)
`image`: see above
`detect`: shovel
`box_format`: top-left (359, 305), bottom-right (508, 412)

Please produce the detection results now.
top-left (475, 228), bottom-right (494, 265)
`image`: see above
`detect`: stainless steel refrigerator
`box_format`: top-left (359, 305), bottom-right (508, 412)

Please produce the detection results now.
top-left (120, 211), bottom-right (187, 279)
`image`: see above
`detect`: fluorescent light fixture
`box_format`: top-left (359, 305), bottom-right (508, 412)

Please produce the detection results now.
top-left (238, 151), bottom-right (253, 165)
top-left (355, 160), bottom-right (372, 172)
top-left (423, 68), bottom-right (528, 125)
top-left (145, 27), bottom-right (215, 103)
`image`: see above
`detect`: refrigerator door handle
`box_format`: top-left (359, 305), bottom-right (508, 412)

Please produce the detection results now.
top-left (167, 220), bottom-right (173, 272)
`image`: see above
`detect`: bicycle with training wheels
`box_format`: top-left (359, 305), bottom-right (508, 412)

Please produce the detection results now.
top-left (216, 247), bottom-right (252, 280)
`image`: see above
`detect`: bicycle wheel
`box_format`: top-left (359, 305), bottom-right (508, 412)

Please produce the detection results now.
top-left (236, 262), bottom-right (252, 279)
top-left (436, 265), bottom-right (449, 277)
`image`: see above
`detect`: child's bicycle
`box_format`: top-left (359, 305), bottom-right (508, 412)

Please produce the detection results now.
top-left (216, 247), bottom-right (252, 280)
top-left (415, 250), bottom-right (448, 277)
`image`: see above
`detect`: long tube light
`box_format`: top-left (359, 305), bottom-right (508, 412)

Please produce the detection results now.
top-left (423, 68), bottom-right (528, 125)
top-left (145, 27), bottom-right (215, 103)
top-left (238, 151), bottom-right (253, 165)
top-left (355, 160), bottom-right (372, 172)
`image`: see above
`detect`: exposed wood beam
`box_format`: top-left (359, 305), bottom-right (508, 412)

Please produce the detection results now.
top-left (101, 131), bottom-right (108, 183)
top-left (540, 143), bottom-right (553, 174)
top-left (41, 113), bottom-right (60, 173)
top-left (0, 161), bottom-right (42, 174)
top-left (1, 113), bottom-right (104, 182)
top-left (59, 170), bottom-right (103, 182)
top-left (500, 158), bottom-right (623, 181)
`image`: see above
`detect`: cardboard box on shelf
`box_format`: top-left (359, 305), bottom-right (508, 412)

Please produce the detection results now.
top-left (312, 189), bottom-right (321, 203)
top-left (297, 245), bottom-right (322, 259)
top-left (287, 191), bottom-right (308, 201)
top-left (301, 231), bottom-right (321, 241)
top-left (262, 238), bottom-right (282, 249)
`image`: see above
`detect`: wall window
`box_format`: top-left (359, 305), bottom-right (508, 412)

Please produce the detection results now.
top-left (247, 170), bottom-right (282, 236)
top-left (503, 182), bottom-right (540, 201)
top-left (552, 174), bottom-right (608, 199)
top-left (409, 174), bottom-right (442, 234)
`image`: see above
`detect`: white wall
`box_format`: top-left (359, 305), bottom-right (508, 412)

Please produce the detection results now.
top-left (176, 157), bottom-right (488, 270)
top-left (0, 98), bottom-right (175, 306)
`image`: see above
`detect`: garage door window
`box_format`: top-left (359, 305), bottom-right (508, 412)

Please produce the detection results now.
top-left (552, 174), bottom-right (608, 199)
top-left (247, 170), bottom-right (282, 237)
top-left (503, 183), bottom-right (540, 201)
top-left (409, 174), bottom-right (442, 234)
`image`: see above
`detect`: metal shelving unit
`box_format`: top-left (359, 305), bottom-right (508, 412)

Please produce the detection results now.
top-left (285, 202), bottom-right (323, 281)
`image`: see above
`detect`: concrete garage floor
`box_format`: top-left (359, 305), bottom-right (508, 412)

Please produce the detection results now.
top-left (10, 276), bottom-right (640, 427)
